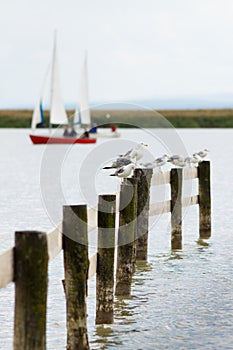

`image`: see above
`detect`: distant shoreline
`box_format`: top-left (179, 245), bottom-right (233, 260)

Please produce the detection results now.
top-left (1, 109), bottom-right (233, 128)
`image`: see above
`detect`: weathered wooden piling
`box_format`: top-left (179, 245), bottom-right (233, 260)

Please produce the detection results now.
top-left (14, 231), bottom-right (48, 350)
top-left (63, 205), bottom-right (89, 350)
top-left (198, 161), bottom-right (211, 239)
top-left (171, 168), bottom-right (183, 250)
top-left (115, 178), bottom-right (137, 296)
top-left (134, 168), bottom-right (153, 260)
top-left (96, 194), bottom-right (116, 324)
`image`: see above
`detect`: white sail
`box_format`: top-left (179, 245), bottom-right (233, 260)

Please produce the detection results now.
top-left (31, 65), bottom-right (49, 130)
top-left (77, 52), bottom-right (91, 126)
top-left (50, 32), bottom-right (68, 125)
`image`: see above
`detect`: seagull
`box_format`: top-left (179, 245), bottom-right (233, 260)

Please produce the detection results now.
top-left (185, 154), bottom-right (200, 167)
top-left (195, 149), bottom-right (209, 159)
top-left (110, 163), bottom-right (135, 179)
top-left (174, 158), bottom-right (186, 167)
top-left (140, 154), bottom-right (169, 172)
top-left (192, 153), bottom-right (202, 165)
top-left (120, 142), bottom-right (148, 162)
top-left (168, 155), bottom-right (182, 163)
top-left (154, 154), bottom-right (169, 169)
top-left (168, 155), bottom-right (185, 167)
top-left (138, 161), bottom-right (155, 170)
top-left (103, 156), bottom-right (133, 169)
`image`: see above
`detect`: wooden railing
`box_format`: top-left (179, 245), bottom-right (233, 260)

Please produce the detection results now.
top-left (0, 161), bottom-right (211, 349)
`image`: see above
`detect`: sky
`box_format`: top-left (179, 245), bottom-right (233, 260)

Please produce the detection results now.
top-left (1, 0), bottom-right (233, 108)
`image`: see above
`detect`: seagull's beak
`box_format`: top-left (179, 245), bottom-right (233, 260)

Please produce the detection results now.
top-left (144, 143), bottom-right (148, 147)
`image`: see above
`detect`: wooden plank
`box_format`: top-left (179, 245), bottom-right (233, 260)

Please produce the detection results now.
top-left (0, 248), bottom-right (14, 288)
top-left (47, 224), bottom-right (62, 261)
top-left (151, 168), bottom-right (198, 186)
top-left (149, 200), bottom-right (171, 216)
top-left (182, 195), bottom-right (199, 207)
top-left (88, 253), bottom-right (97, 279)
top-left (183, 167), bottom-right (198, 180)
top-left (151, 171), bottom-right (170, 186)
top-left (149, 195), bottom-right (198, 217)
top-left (87, 206), bottom-right (98, 229)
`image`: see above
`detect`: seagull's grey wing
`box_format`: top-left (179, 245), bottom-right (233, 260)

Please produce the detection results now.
top-left (103, 157), bottom-right (131, 170)
top-left (171, 155), bottom-right (181, 160)
top-left (139, 162), bottom-right (148, 168)
top-left (123, 148), bottom-right (133, 157)
top-left (103, 160), bottom-right (118, 169)
top-left (143, 162), bottom-right (152, 167)
top-left (116, 157), bottom-right (132, 167)
top-left (116, 167), bottom-right (125, 175)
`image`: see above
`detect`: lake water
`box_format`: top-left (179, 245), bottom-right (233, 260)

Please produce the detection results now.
top-left (0, 128), bottom-right (233, 349)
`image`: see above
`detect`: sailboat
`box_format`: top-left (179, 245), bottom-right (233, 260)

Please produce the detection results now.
top-left (29, 34), bottom-right (96, 145)
top-left (73, 53), bottom-right (121, 138)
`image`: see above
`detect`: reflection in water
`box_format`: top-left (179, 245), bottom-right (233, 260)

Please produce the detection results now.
top-left (135, 260), bottom-right (153, 273)
top-left (114, 296), bottom-right (137, 321)
top-left (92, 325), bottom-right (122, 348)
top-left (196, 239), bottom-right (210, 247)
top-left (168, 252), bottom-right (183, 260)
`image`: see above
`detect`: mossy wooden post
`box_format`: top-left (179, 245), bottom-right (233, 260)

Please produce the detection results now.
top-left (115, 178), bottom-right (137, 296)
top-left (96, 195), bottom-right (116, 324)
top-left (171, 168), bottom-right (183, 250)
top-left (14, 231), bottom-right (48, 350)
top-left (198, 161), bottom-right (211, 239)
top-left (63, 205), bottom-right (89, 350)
top-left (134, 168), bottom-right (153, 260)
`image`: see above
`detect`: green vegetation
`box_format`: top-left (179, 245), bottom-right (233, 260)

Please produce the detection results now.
top-left (1, 109), bottom-right (233, 128)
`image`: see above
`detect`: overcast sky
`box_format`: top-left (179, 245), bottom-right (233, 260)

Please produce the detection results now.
top-left (1, 0), bottom-right (233, 108)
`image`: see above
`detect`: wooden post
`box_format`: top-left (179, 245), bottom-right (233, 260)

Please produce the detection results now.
top-left (170, 168), bottom-right (183, 250)
top-left (63, 205), bottom-right (89, 350)
top-left (14, 231), bottom-right (48, 350)
top-left (96, 195), bottom-right (116, 324)
top-left (134, 168), bottom-right (153, 260)
top-left (198, 161), bottom-right (211, 239)
top-left (115, 178), bottom-right (137, 296)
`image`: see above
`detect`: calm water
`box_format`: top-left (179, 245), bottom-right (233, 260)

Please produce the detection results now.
top-left (0, 128), bottom-right (233, 349)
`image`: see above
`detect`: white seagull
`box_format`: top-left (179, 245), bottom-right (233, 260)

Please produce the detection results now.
top-left (195, 149), bottom-right (209, 159)
top-left (120, 142), bottom-right (148, 162)
top-left (192, 153), bottom-right (202, 165)
top-left (103, 156), bottom-right (133, 169)
top-left (110, 163), bottom-right (136, 179)
top-left (168, 155), bottom-right (185, 167)
top-left (140, 154), bottom-right (169, 172)
top-left (185, 154), bottom-right (200, 167)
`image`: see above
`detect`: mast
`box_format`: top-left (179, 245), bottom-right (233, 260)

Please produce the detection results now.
top-left (49, 30), bottom-right (56, 130)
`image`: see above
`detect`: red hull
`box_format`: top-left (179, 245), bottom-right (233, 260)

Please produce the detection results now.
top-left (29, 134), bottom-right (96, 145)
